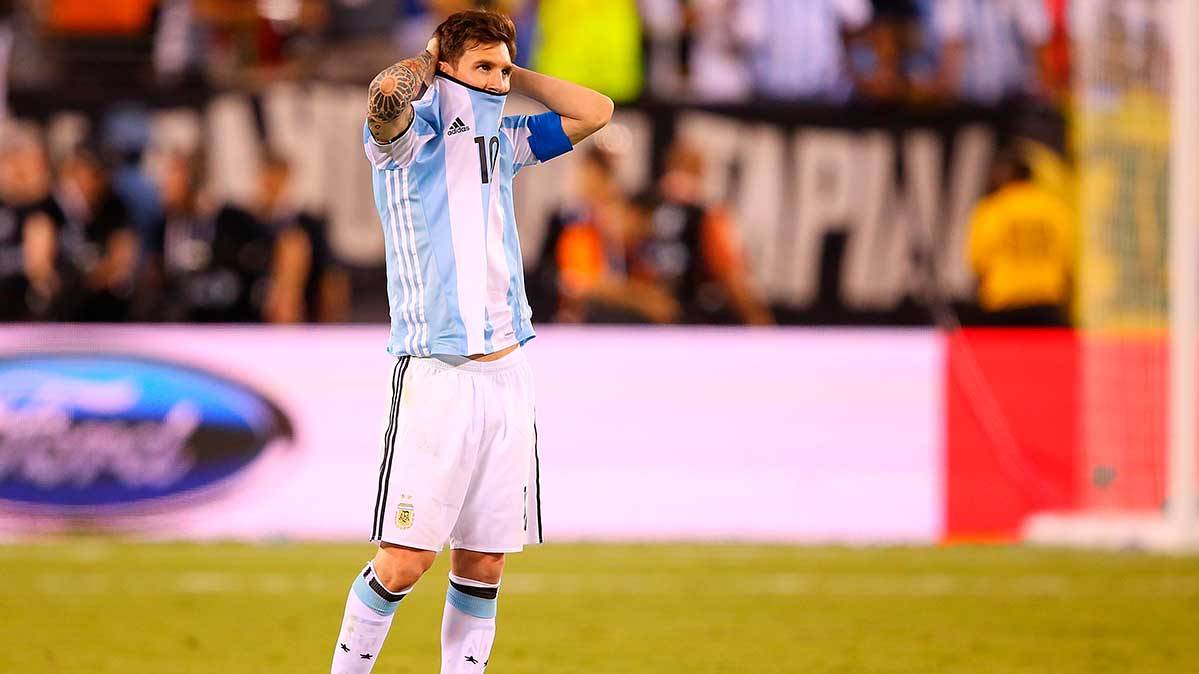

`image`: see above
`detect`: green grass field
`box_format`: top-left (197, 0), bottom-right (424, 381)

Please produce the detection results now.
top-left (0, 542), bottom-right (1197, 673)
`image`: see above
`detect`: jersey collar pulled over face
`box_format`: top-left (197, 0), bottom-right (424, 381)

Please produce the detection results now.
top-left (435, 71), bottom-right (508, 99)
top-left (433, 72), bottom-right (507, 138)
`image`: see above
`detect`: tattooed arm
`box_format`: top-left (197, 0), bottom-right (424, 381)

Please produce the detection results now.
top-left (367, 37), bottom-right (439, 144)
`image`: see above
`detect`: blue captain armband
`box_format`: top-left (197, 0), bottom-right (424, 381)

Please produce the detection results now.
top-left (527, 112), bottom-right (574, 162)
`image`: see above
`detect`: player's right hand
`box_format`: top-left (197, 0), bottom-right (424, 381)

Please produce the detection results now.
top-left (426, 36), bottom-right (440, 62)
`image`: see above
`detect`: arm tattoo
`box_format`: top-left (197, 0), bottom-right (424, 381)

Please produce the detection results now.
top-left (367, 50), bottom-right (436, 141)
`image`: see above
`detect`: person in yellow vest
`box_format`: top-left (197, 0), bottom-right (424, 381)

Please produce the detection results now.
top-left (967, 150), bottom-right (1074, 326)
top-left (533, 0), bottom-right (642, 103)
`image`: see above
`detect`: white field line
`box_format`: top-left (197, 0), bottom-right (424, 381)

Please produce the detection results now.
top-left (12, 572), bottom-right (1199, 599)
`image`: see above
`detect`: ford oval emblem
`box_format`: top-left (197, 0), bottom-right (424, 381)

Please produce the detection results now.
top-left (0, 353), bottom-right (294, 513)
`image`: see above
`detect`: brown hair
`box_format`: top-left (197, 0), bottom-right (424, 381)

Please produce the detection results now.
top-left (435, 9), bottom-right (517, 67)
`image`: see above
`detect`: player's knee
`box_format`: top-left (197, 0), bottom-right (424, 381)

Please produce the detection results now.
top-left (451, 551), bottom-right (505, 585)
top-left (372, 545), bottom-right (435, 591)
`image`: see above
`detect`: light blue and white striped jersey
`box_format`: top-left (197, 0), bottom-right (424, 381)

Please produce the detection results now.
top-left (751, 0), bottom-right (872, 102)
top-left (364, 73), bottom-right (574, 357)
top-left (932, 0), bottom-right (1049, 103)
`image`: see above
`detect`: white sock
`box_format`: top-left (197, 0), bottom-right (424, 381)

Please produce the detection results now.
top-left (330, 562), bottom-right (411, 674)
top-left (440, 573), bottom-right (500, 673)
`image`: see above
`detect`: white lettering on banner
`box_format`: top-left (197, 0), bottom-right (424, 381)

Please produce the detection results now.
top-left (730, 125), bottom-right (786, 294)
top-left (679, 117), bottom-right (995, 310)
top-left (902, 130), bottom-right (945, 301)
top-left (0, 401), bottom-right (198, 489)
top-left (841, 132), bottom-right (914, 309)
top-left (781, 129), bottom-right (858, 305)
top-left (305, 85), bottom-right (386, 266)
top-left (170, 85), bottom-right (998, 309)
top-left (779, 126), bottom-right (993, 309)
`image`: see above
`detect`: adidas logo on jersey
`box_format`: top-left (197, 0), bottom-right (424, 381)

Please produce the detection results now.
top-left (447, 117), bottom-right (471, 136)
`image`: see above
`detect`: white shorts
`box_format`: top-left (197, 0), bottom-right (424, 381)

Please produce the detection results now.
top-left (369, 348), bottom-right (542, 553)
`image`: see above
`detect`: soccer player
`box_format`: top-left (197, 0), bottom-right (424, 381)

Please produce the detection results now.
top-left (329, 10), bottom-right (612, 674)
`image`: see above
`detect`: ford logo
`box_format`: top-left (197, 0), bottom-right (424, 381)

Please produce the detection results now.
top-left (0, 353), bottom-right (293, 513)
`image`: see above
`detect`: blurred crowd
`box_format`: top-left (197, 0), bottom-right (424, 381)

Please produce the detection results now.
top-left (0, 1), bottom-right (1103, 327)
top-left (0, 111), bottom-right (777, 326)
top-left (527, 137), bottom-right (775, 326)
top-left (0, 121), bottom-right (348, 323)
top-left (1, 0), bottom-right (1069, 106)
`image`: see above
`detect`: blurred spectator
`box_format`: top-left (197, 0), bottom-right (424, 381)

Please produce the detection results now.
top-left (309, 0), bottom-right (401, 81)
top-left (1042, 0), bottom-right (1070, 101)
top-left (542, 141), bottom-right (773, 326)
top-left (47, 0), bottom-right (158, 35)
top-left (148, 151), bottom-right (348, 324)
top-left (250, 151), bottom-right (347, 323)
top-left (0, 0), bottom-right (11, 125)
top-left (215, 152), bottom-right (309, 323)
top-left (966, 149), bottom-right (1073, 326)
top-left (153, 0), bottom-right (208, 85)
top-left (103, 105), bottom-right (163, 247)
top-left (551, 148), bottom-right (680, 323)
top-left (146, 150), bottom-right (271, 323)
top-left (925, 0), bottom-right (1050, 104)
top-left (0, 124), bottom-right (58, 321)
top-left (1075, 0), bottom-right (1171, 98)
top-left (142, 150), bottom-right (213, 321)
top-left (395, 1), bottom-right (528, 58)
top-left (749, 0), bottom-right (873, 102)
top-left (851, 0), bottom-right (920, 102)
top-left (43, 0), bottom-right (161, 95)
top-left (51, 147), bottom-right (140, 322)
top-left (641, 138), bottom-right (773, 325)
top-left (640, 0), bottom-right (763, 103)
top-left (196, 0), bottom-right (328, 85)
top-left (534, 0), bottom-right (643, 103)
top-left (325, 0), bottom-right (395, 40)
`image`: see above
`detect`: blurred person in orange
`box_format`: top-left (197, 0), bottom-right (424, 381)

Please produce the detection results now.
top-left (966, 149), bottom-right (1073, 326)
top-left (46, 0), bottom-right (158, 34)
top-left (645, 137), bottom-right (774, 325)
top-left (553, 147), bottom-right (681, 323)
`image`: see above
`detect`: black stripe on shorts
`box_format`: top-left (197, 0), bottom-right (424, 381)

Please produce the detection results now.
top-left (372, 356), bottom-right (409, 540)
top-left (533, 419), bottom-right (543, 544)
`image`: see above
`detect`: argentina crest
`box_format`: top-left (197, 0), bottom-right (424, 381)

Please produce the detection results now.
top-left (395, 502), bottom-right (415, 529)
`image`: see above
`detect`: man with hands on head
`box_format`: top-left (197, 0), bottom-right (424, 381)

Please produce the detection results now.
top-left (329, 9), bottom-right (611, 674)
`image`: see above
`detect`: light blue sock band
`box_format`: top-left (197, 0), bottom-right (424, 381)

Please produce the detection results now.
top-left (352, 570), bottom-right (405, 616)
top-left (446, 585), bottom-right (497, 619)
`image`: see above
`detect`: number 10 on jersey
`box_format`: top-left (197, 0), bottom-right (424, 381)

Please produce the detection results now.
top-left (475, 135), bottom-right (500, 184)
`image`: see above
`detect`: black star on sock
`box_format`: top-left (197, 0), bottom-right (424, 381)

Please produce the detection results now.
top-left (360, 653), bottom-right (373, 660)
top-left (339, 644), bottom-right (350, 653)
top-left (485, 659), bottom-right (489, 666)
top-left (465, 655), bottom-right (479, 664)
